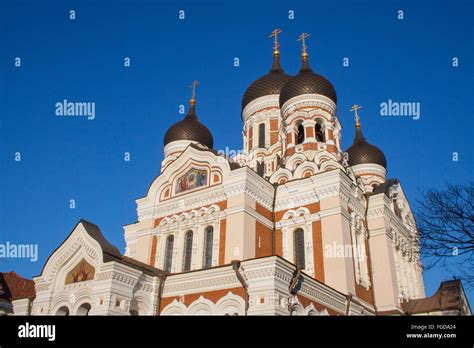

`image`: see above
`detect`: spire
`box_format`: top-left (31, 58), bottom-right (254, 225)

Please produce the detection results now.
top-left (187, 80), bottom-right (199, 119)
top-left (349, 104), bottom-right (365, 142)
top-left (268, 28), bottom-right (283, 72)
top-left (297, 32), bottom-right (312, 71)
top-left (350, 104), bottom-right (361, 127)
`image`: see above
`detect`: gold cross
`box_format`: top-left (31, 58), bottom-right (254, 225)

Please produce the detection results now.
top-left (350, 104), bottom-right (362, 126)
top-left (190, 80), bottom-right (200, 101)
top-left (297, 32), bottom-right (311, 57)
top-left (268, 28), bottom-right (282, 52)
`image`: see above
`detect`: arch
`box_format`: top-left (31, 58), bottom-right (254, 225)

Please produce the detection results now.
top-left (50, 292), bottom-right (73, 314)
top-left (269, 168), bottom-right (292, 184)
top-left (187, 296), bottom-right (216, 315)
top-left (258, 123), bottom-right (266, 148)
top-left (55, 305), bottom-right (70, 316)
top-left (75, 302), bottom-right (91, 316)
top-left (293, 162), bottom-right (319, 179)
top-left (156, 205), bottom-right (222, 233)
top-left (164, 235), bottom-right (174, 272)
top-left (315, 123), bottom-right (325, 142)
top-left (161, 299), bottom-right (187, 316)
top-left (286, 153), bottom-right (307, 172)
top-left (188, 211), bottom-right (197, 221)
top-left (296, 122), bottom-right (305, 145)
top-left (40, 223), bottom-right (103, 291)
top-left (313, 151), bottom-right (339, 166)
top-left (182, 230), bottom-right (193, 272)
top-left (293, 228), bottom-right (305, 269)
top-left (319, 159), bottom-right (344, 173)
top-left (144, 145), bottom-right (235, 205)
top-left (203, 226), bottom-right (214, 269)
top-left (215, 292), bottom-right (245, 316)
top-left (282, 207), bottom-right (310, 221)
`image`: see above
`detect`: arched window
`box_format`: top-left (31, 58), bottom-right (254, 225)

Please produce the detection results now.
top-left (315, 123), bottom-right (325, 142)
top-left (76, 303), bottom-right (91, 316)
top-left (182, 231), bottom-right (193, 272)
top-left (293, 228), bottom-right (305, 269)
top-left (55, 306), bottom-right (69, 316)
top-left (296, 123), bottom-right (305, 144)
top-left (164, 235), bottom-right (174, 272)
top-left (258, 123), bottom-right (266, 148)
top-left (257, 161), bottom-right (265, 177)
top-left (203, 226), bottom-right (214, 269)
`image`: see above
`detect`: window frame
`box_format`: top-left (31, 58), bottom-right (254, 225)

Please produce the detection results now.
top-left (164, 235), bottom-right (175, 273)
top-left (182, 230), bottom-right (193, 272)
top-left (293, 228), bottom-right (306, 269)
top-left (258, 123), bottom-right (266, 149)
top-left (315, 123), bottom-right (325, 142)
top-left (203, 226), bottom-right (214, 269)
top-left (296, 123), bottom-right (305, 145)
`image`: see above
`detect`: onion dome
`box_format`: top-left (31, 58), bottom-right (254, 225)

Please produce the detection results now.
top-left (346, 119), bottom-right (386, 168)
top-left (163, 98), bottom-right (214, 148)
top-left (279, 47), bottom-right (337, 108)
top-left (241, 50), bottom-right (291, 112)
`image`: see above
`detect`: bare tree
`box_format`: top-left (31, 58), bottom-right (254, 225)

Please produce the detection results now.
top-left (416, 182), bottom-right (474, 287)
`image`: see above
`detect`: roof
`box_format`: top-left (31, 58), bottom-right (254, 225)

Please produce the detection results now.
top-left (39, 219), bottom-right (166, 278)
top-left (0, 272), bottom-right (36, 301)
top-left (79, 220), bottom-right (166, 277)
top-left (79, 219), bottom-right (122, 260)
top-left (163, 103), bottom-right (214, 148)
top-left (241, 53), bottom-right (291, 112)
top-left (346, 125), bottom-right (387, 168)
top-left (279, 56), bottom-right (337, 108)
top-left (402, 279), bottom-right (471, 315)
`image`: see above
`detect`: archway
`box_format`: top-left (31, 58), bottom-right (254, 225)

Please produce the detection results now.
top-left (55, 306), bottom-right (69, 316)
top-left (76, 303), bottom-right (91, 316)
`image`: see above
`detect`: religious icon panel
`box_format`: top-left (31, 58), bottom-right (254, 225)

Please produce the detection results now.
top-left (175, 168), bottom-right (208, 194)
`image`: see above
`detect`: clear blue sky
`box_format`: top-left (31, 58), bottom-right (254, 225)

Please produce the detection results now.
top-left (1, 0), bottom-right (473, 305)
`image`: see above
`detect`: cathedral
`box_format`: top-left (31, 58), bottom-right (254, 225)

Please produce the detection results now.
top-left (9, 31), bottom-right (471, 316)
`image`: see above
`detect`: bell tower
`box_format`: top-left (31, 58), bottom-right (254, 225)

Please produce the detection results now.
top-left (238, 29), bottom-right (291, 178)
top-left (278, 33), bottom-right (342, 164)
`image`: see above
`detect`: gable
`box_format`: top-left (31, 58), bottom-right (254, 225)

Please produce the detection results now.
top-left (140, 145), bottom-right (236, 206)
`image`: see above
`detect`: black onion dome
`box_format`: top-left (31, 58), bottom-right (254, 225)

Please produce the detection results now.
top-left (163, 103), bottom-right (214, 148)
top-left (242, 53), bottom-right (291, 112)
top-left (346, 125), bottom-right (386, 168)
top-left (279, 56), bottom-right (337, 108)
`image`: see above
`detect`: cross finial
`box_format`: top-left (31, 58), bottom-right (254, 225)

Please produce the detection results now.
top-left (268, 28), bottom-right (282, 55)
top-left (350, 104), bottom-right (362, 127)
top-left (297, 32), bottom-right (311, 58)
top-left (190, 80), bottom-right (200, 104)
